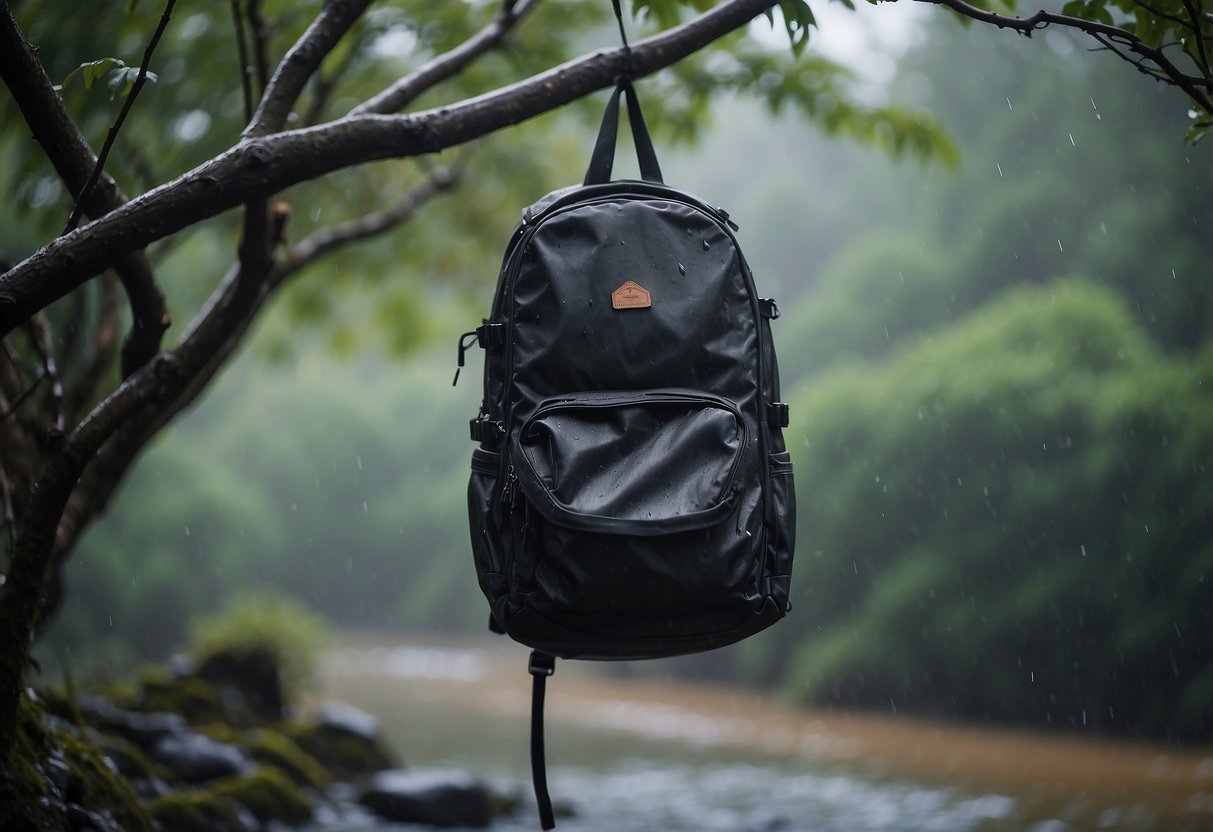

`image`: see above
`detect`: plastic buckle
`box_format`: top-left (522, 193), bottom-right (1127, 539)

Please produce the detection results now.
top-left (768, 402), bottom-right (790, 428)
top-left (528, 650), bottom-right (555, 678)
top-left (759, 298), bottom-right (781, 320)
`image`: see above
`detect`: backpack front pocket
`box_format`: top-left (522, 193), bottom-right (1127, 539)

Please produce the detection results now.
top-left (513, 389), bottom-right (747, 536)
top-left (506, 389), bottom-right (765, 634)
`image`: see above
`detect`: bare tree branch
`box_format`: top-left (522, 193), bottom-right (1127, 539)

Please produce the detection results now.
top-left (351, 0), bottom-right (543, 116)
top-left (63, 0), bottom-right (178, 234)
top-left (0, 0), bottom-right (781, 339)
top-left (246, 0), bottom-right (375, 137)
top-left (277, 161), bottom-right (464, 276)
top-left (232, 0), bottom-right (257, 122)
top-left (247, 0), bottom-right (272, 97)
top-left (1179, 0), bottom-right (1211, 75)
top-left (914, 0), bottom-right (1213, 113)
top-left (0, 5), bottom-right (171, 376)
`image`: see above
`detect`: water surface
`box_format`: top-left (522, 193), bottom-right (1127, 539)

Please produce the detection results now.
top-left (310, 634), bottom-right (1213, 831)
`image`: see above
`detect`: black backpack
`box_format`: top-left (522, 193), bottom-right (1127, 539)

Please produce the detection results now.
top-left (457, 80), bottom-right (795, 829)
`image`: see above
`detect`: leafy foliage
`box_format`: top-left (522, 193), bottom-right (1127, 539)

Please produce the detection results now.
top-left (775, 280), bottom-right (1212, 739)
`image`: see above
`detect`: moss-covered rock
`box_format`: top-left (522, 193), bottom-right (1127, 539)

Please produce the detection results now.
top-left (0, 692), bottom-right (155, 832)
top-left (131, 665), bottom-right (235, 725)
top-left (56, 725), bottom-right (154, 832)
top-left (202, 723), bottom-right (331, 790)
top-left (146, 790), bottom-right (246, 832)
top-left (281, 710), bottom-right (397, 779)
top-left (247, 728), bottom-right (331, 790)
top-left (208, 767), bottom-right (314, 826)
top-left (195, 644), bottom-right (285, 722)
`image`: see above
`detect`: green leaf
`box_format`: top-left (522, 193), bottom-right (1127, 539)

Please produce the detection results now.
top-left (106, 66), bottom-right (157, 99)
top-left (779, 0), bottom-right (816, 56)
top-left (62, 57), bottom-right (126, 90)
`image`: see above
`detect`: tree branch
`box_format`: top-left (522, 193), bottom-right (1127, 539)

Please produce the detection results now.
top-left (245, 0), bottom-right (375, 137)
top-left (915, 0), bottom-right (1213, 113)
top-left (0, 5), bottom-right (171, 376)
top-left (63, 0), bottom-right (177, 234)
top-left (247, 0), bottom-right (272, 97)
top-left (232, 0), bottom-right (257, 122)
top-left (0, 0), bottom-right (780, 340)
top-left (351, 0), bottom-right (542, 116)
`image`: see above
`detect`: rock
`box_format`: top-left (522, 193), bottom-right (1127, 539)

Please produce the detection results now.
top-left (152, 731), bottom-right (250, 784)
top-left (357, 768), bottom-right (494, 828)
top-left (79, 695), bottom-right (186, 752)
top-left (195, 644), bottom-right (285, 721)
top-left (282, 706), bottom-right (397, 779)
top-left (207, 768), bottom-right (314, 827)
top-left (313, 701), bottom-right (380, 741)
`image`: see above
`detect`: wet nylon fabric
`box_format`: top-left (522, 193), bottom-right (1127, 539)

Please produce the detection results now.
top-left (517, 395), bottom-right (742, 527)
top-left (466, 179), bottom-right (793, 662)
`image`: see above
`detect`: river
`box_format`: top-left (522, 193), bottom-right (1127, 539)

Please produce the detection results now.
top-left (309, 633), bottom-right (1213, 832)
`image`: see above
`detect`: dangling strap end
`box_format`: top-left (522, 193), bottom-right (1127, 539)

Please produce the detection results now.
top-left (528, 650), bottom-right (557, 829)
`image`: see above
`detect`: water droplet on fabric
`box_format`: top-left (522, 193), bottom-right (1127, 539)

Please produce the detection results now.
top-left (678, 263), bottom-right (686, 275)
top-left (702, 240), bottom-right (710, 251)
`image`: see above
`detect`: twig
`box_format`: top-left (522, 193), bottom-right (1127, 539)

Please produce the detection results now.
top-left (24, 314), bottom-right (64, 436)
top-left (915, 0), bottom-right (1213, 114)
top-left (1179, 0), bottom-right (1211, 75)
top-left (62, 0), bottom-right (178, 235)
top-left (247, 0), bottom-right (272, 97)
top-left (232, 0), bottom-right (256, 122)
top-left (276, 159), bottom-right (464, 276)
top-left (352, 0), bottom-right (542, 115)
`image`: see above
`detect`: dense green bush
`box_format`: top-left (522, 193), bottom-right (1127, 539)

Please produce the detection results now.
top-left (770, 280), bottom-right (1212, 740)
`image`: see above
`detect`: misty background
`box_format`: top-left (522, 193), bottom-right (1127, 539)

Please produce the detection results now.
top-left (34, 5), bottom-right (1212, 748)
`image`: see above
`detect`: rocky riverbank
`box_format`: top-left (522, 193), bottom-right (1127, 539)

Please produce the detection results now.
top-left (5, 642), bottom-right (528, 831)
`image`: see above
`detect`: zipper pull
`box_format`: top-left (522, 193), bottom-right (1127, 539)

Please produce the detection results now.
top-left (501, 465), bottom-right (519, 508)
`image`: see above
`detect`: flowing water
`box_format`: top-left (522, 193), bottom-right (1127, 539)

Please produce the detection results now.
top-left (309, 634), bottom-right (1213, 832)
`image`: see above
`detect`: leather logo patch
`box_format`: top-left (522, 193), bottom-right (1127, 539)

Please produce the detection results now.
top-left (611, 280), bottom-right (652, 310)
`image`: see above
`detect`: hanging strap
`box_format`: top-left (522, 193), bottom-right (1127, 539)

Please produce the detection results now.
top-left (529, 650), bottom-right (557, 829)
top-left (583, 81), bottom-right (664, 186)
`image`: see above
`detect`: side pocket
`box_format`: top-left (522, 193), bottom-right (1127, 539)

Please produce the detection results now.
top-left (767, 451), bottom-right (796, 600)
top-left (468, 448), bottom-right (505, 579)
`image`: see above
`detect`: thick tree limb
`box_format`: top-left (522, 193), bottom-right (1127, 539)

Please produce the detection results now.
top-left (915, 0), bottom-right (1213, 113)
top-left (246, 0), bottom-right (375, 137)
top-left (0, 0), bottom-right (779, 339)
top-left (0, 6), bottom-right (170, 375)
top-left (351, 0), bottom-right (543, 116)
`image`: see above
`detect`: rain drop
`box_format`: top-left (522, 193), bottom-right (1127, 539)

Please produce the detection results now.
top-left (702, 240), bottom-right (710, 251)
top-left (678, 263), bottom-right (686, 275)
top-left (1068, 132), bottom-right (1076, 146)
top-left (1057, 239), bottom-right (1064, 252)
top-left (1006, 96), bottom-right (1013, 110)
top-left (1080, 544), bottom-right (1087, 557)
top-left (184, 526), bottom-right (191, 536)
top-left (996, 162), bottom-right (1004, 177)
